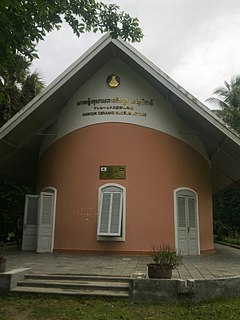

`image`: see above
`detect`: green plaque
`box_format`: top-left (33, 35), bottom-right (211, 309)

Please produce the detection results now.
top-left (100, 165), bottom-right (126, 180)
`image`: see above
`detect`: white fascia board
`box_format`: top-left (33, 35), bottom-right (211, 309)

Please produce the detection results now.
top-left (113, 38), bottom-right (240, 147)
top-left (0, 34), bottom-right (112, 140)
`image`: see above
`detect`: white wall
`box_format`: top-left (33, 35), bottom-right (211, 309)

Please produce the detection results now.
top-left (40, 58), bottom-right (208, 160)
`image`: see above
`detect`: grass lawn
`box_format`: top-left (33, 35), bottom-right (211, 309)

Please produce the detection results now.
top-left (1, 294), bottom-right (240, 320)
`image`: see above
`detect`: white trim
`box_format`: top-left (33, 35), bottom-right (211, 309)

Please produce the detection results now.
top-left (97, 183), bottom-right (126, 241)
top-left (174, 187), bottom-right (200, 255)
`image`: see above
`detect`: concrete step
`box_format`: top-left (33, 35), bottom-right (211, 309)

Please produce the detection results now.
top-left (11, 286), bottom-right (129, 297)
top-left (11, 274), bottom-right (130, 298)
top-left (25, 273), bottom-right (129, 283)
top-left (16, 279), bottom-right (129, 291)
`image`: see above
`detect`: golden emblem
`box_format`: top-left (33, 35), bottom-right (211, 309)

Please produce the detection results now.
top-left (106, 74), bottom-right (121, 88)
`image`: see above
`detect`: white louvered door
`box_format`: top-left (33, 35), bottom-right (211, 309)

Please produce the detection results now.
top-left (177, 196), bottom-right (188, 255)
top-left (187, 197), bottom-right (198, 255)
top-left (36, 191), bottom-right (55, 253)
top-left (22, 195), bottom-right (39, 251)
top-left (177, 191), bottom-right (198, 255)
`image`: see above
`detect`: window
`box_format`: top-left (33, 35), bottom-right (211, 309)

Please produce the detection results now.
top-left (97, 184), bottom-right (126, 240)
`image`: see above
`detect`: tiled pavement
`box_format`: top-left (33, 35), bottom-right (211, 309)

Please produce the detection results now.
top-left (4, 243), bottom-right (240, 280)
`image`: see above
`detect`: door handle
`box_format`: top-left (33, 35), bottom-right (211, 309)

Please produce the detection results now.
top-left (188, 226), bottom-right (190, 233)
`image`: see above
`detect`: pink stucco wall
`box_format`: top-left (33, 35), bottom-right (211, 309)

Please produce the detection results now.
top-left (37, 123), bottom-right (213, 254)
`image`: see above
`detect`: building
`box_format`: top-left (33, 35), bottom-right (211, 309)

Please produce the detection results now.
top-left (1, 35), bottom-right (240, 255)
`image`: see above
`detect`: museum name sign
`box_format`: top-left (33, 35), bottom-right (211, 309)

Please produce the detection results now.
top-left (77, 97), bottom-right (154, 118)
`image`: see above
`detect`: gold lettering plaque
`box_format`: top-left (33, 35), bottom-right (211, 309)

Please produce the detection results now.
top-left (100, 165), bottom-right (126, 180)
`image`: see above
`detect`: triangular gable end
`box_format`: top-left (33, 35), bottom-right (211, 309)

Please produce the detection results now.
top-left (0, 34), bottom-right (240, 192)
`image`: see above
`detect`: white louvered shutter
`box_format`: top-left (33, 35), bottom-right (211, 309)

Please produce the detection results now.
top-left (41, 193), bottom-right (53, 225)
top-left (98, 187), bottom-right (123, 236)
top-left (99, 192), bottom-right (111, 234)
top-left (37, 192), bottom-right (55, 253)
top-left (22, 195), bottom-right (39, 251)
top-left (188, 197), bottom-right (196, 228)
top-left (26, 196), bottom-right (39, 226)
top-left (110, 192), bottom-right (122, 235)
top-left (178, 196), bottom-right (186, 228)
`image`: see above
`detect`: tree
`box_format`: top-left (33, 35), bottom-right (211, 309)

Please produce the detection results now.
top-left (0, 0), bottom-right (143, 68)
top-left (213, 185), bottom-right (240, 236)
top-left (0, 178), bottom-right (33, 243)
top-left (208, 76), bottom-right (240, 236)
top-left (0, 1), bottom-right (143, 125)
top-left (206, 75), bottom-right (240, 133)
top-left (0, 55), bottom-right (45, 126)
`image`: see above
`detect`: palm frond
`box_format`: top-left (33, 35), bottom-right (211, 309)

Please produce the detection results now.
top-left (205, 97), bottom-right (228, 109)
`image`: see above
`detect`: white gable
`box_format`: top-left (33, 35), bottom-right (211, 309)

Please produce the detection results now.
top-left (0, 34), bottom-right (240, 192)
top-left (40, 58), bottom-right (208, 160)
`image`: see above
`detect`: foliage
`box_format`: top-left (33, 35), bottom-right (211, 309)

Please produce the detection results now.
top-left (213, 185), bottom-right (240, 235)
top-left (213, 108), bottom-right (240, 133)
top-left (0, 1), bottom-right (142, 125)
top-left (150, 244), bottom-right (182, 270)
top-left (221, 237), bottom-right (240, 246)
top-left (207, 75), bottom-right (240, 133)
top-left (0, 0), bottom-right (143, 68)
top-left (208, 72), bottom-right (240, 232)
top-left (0, 241), bottom-right (6, 260)
top-left (0, 178), bottom-right (34, 243)
top-left (213, 220), bottom-right (232, 241)
top-left (207, 75), bottom-right (240, 109)
top-left (1, 295), bottom-right (240, 319)
top-left (0, 55), bottom-right (45, 126)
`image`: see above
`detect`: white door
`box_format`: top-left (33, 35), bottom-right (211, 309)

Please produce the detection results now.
top-left (176, 190), bottom-right (199, 255)
top-left (36, 191), bottom-right (56, 253)
top-left (22, 195), bottom-right (39, 251)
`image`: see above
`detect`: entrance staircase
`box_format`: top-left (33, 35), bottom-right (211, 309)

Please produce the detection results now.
top-left (11, 274), bottom-right (130, 298)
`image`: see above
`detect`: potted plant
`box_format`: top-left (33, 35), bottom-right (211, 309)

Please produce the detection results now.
top-left (0, 242), bottom-right (6, 273)
top-left (148, 244), bottom-right (182, 279)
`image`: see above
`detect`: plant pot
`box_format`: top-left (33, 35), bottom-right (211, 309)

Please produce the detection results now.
top-left (147, 263), bottom-right (172, 279)
top-left (0, 259), bottom-right (6, 273)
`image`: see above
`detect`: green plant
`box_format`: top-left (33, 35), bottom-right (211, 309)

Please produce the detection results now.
top-left (150, 244), bottom-right (182, 270)
top-left (0, 178), bottom-right (33, 243)
top-left (222, 237), bottom-right (240, 246)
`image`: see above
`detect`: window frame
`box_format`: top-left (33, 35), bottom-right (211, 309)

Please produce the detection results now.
top-left (97, 183), bottom-right (126, 242)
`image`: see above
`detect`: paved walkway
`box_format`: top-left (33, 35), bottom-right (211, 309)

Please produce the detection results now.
top-left (4, 243), bottom-right (240, 280)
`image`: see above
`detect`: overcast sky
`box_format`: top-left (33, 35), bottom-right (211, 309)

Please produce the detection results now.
top-left (31, 0), bottom-right (240, 109)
